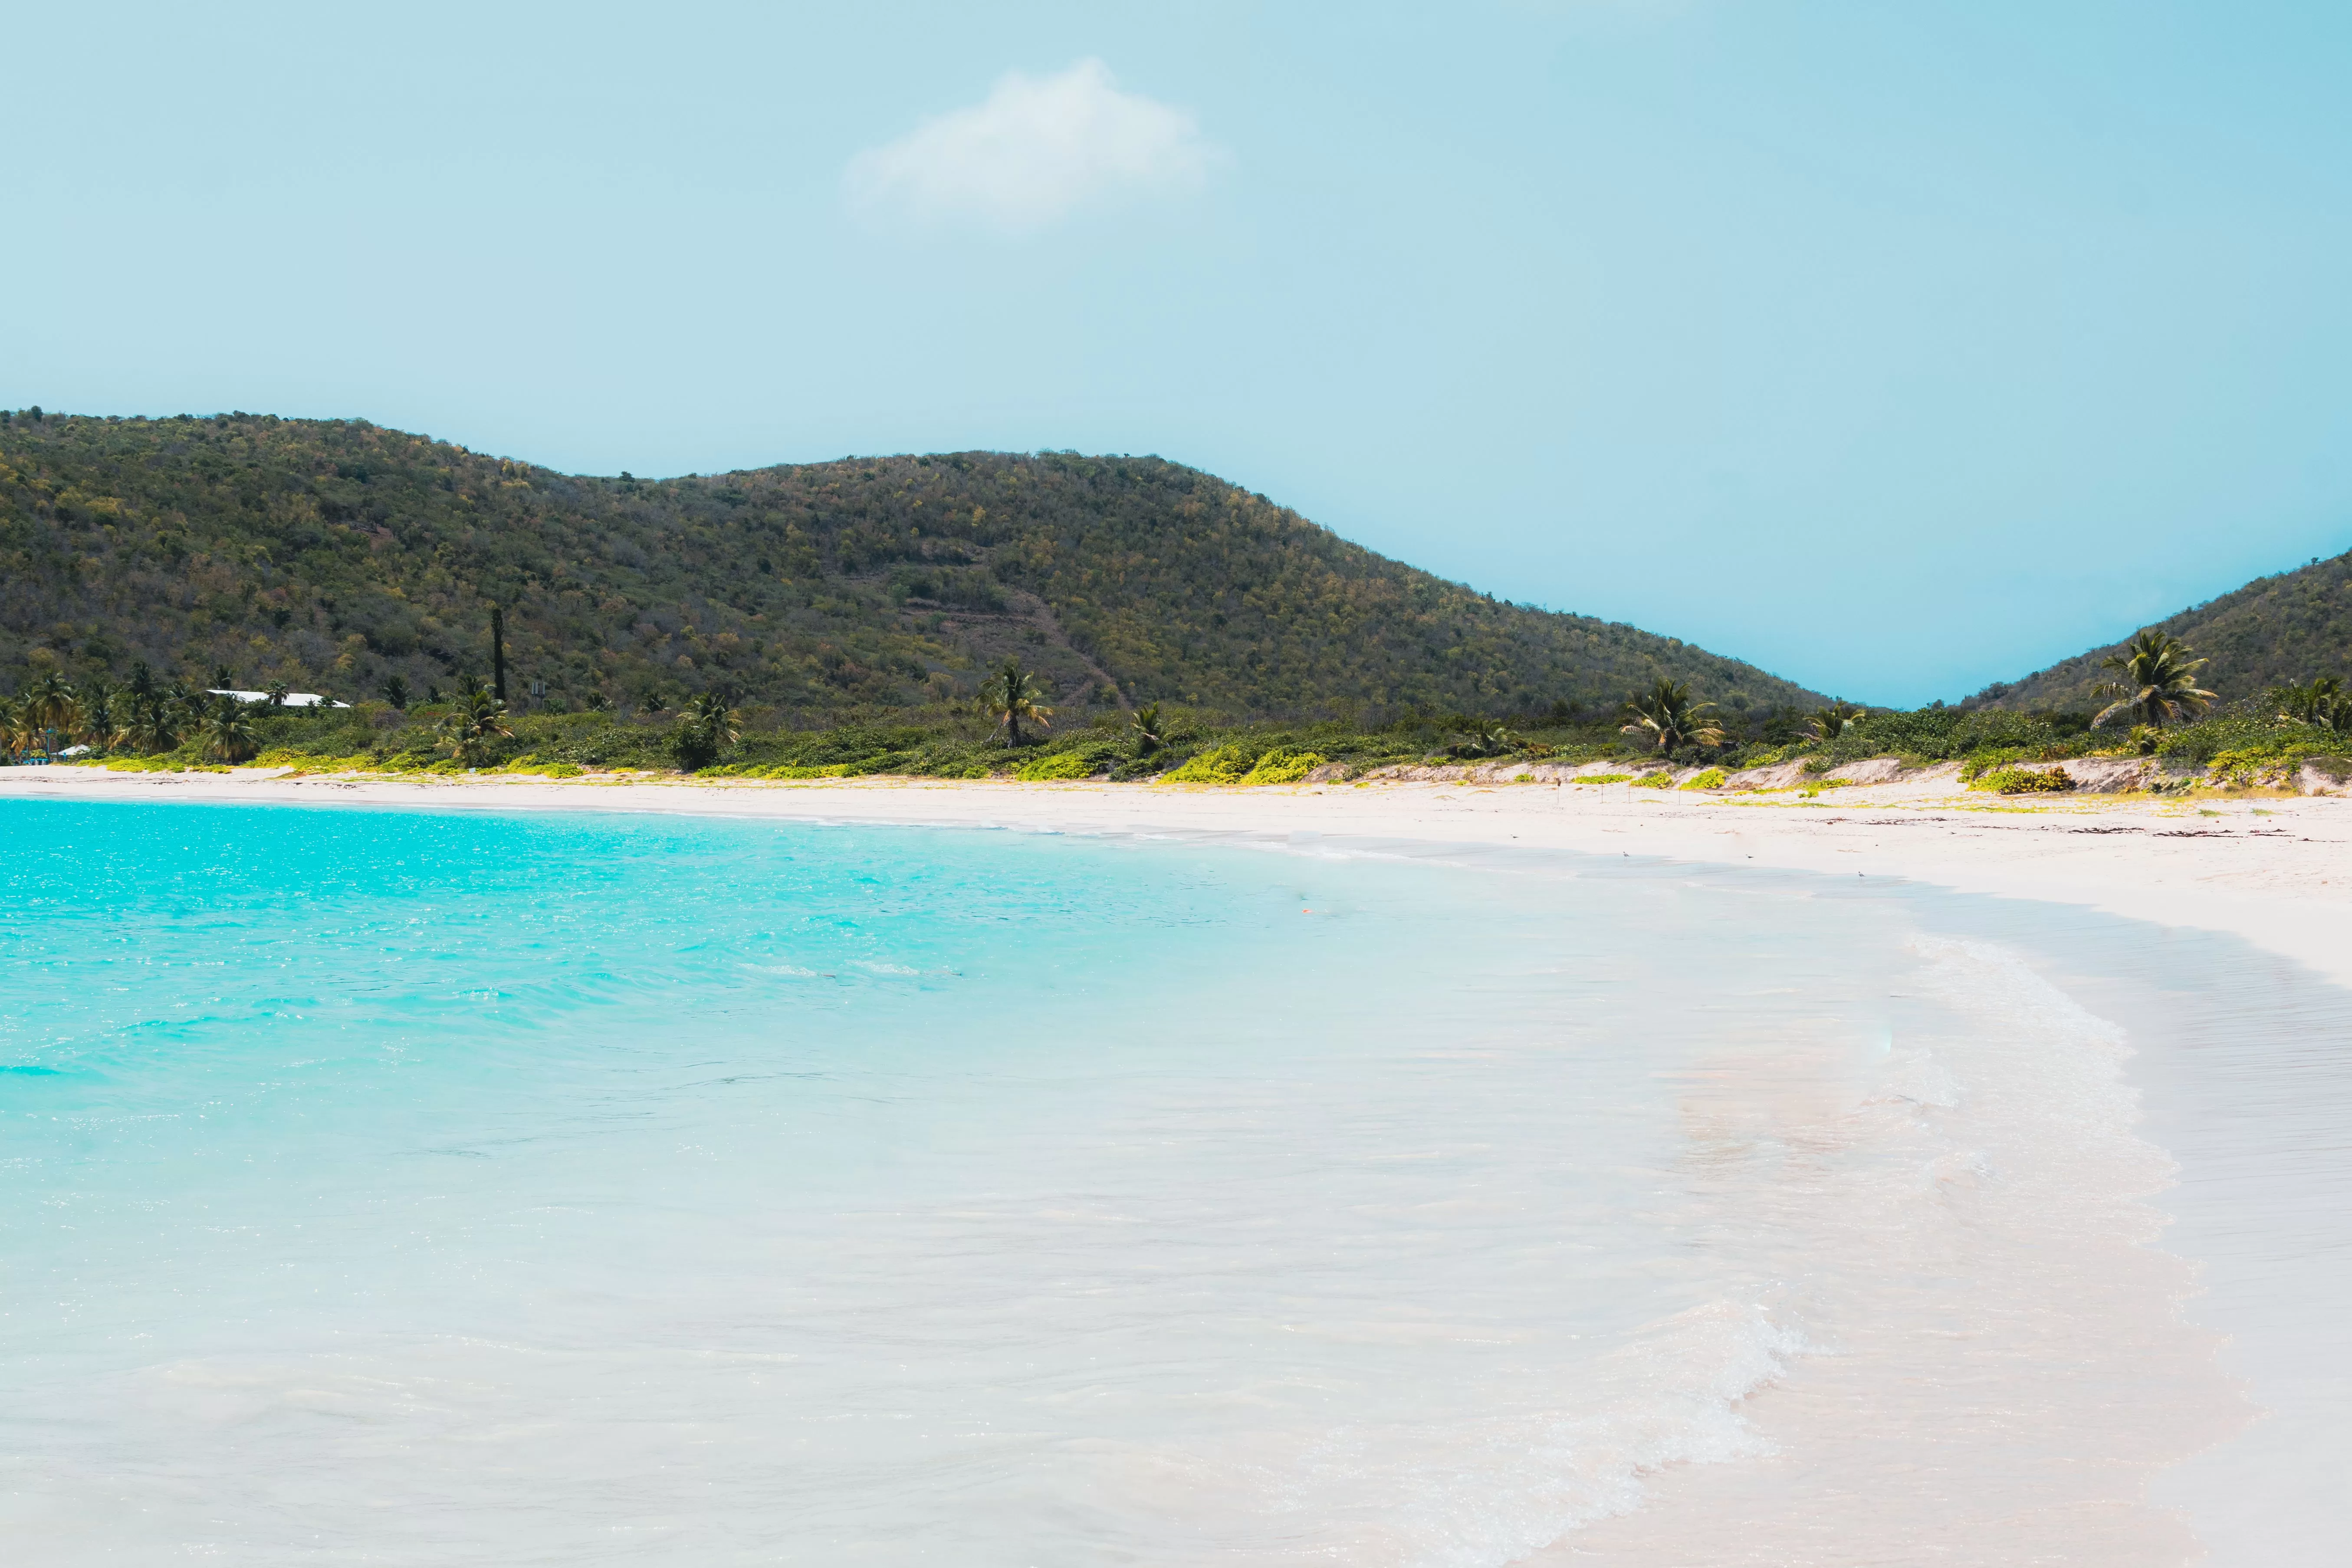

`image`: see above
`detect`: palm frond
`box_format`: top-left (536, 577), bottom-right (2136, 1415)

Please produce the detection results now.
top-left (1619, 679), bottom-right (1725, 751)
top-left (2091, 632), bottom-right (2214, 727)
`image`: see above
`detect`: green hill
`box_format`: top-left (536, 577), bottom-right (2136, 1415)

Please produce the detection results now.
top-left (1967, 549), bottom-right (2352, 711)
top-left (0, 409), bottom-right (1822, 719)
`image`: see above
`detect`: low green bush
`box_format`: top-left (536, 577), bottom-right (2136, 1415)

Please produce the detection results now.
top-left (1976, 765), bottom-right (2075, 795)
top-left (759, 763), bottom-right (855, 779)
top-left (1240, 748), bottom-right (1326, 785)
top-left (2202, 748), bottom-right (2332, 789)
top-left (2159, 713), bottom-right (2279, 766)
top-left (1956, 745), bottom-right (2080, 781)
top-left (1162, 745), bottom-right (1248, 784)
top-left (1679, 768), bottom-right (1727, 790)
top-left (1016, 750), bottom-right (1098, 782)
top-left (1632, 771), bottom-right (1676, 788)
top-left (1794, 706), bottom-right (2092, 772)
top-left (277, 754), bottom-right (379, 775)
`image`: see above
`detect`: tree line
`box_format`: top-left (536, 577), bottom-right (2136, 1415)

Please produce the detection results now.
top-left (14, 628), bottom-right (2345, 789)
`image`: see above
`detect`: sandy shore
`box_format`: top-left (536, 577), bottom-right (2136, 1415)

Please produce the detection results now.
top-left (10, 763), bottom-right (2350, 988)
top-left (13, 761), bottom-right (2348, 1565)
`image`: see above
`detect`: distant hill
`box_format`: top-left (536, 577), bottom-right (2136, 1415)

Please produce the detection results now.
top-left (1967, 549), bottom-right (2352, 712)
top-left (0, 410), bottom-right (1823, 718)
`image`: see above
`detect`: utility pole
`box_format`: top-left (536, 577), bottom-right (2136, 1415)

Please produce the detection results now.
top-left (490, 604), bottom-right (508, 703)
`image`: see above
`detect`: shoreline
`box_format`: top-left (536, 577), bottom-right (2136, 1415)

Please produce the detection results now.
top-left (10, 763), bottom-right (2351, 989)
top-left (13, 763), bottom-right (2351, 1563)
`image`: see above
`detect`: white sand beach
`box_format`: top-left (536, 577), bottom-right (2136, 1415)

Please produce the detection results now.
top-left (11, 762), bottom-right (2349, 986)
top-left (11, 764), bottom-right (2352, 1565)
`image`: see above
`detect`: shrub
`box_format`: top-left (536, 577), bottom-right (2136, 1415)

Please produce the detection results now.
top-left (1241, 748), bottom-right (1326, 785)
top-left (269, 753), bottom-right (376, 776)
top-left (2205, 748), bottom-right (2308, 789)
top-left (1577, 773), bottom-right (1633, 785)
top-left (1632, 771), bottom-right (1676, 788)
top-left (1163, 745), bottom-right (1247, 784)
top-left (1016, 750), bottom-right (1097, 782)
top-left (2156, 703), bottom-right (2320, 766)
top-left (1679, 768), bottom-right (1728, 790)
top-left (1957, 746), bottom-right (2074, 782)
top-left (1976, 766), bottom-right (2075, 795)
top-left (1804, 706), bottom-right (2091, 770)
top-left (2164, 716), bottom-right (2349, 776)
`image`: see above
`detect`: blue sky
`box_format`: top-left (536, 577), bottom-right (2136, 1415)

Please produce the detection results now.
top-left (10, 1), bottom-right (2350, 705)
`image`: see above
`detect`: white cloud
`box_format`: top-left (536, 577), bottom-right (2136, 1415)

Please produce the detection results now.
top-left (844, 59), bottom-right (1213, 230)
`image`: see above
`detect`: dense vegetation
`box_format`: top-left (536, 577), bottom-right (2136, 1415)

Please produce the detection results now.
top-left (0, 684), bottom-right (1893, 782)
top-left (9, 405), bottom-right (2347, 793)
top-left (21, 663), bottom-right (2342, 792)
top-left (0, 408), bottom-right (1823, 723)
top-left (1970, 548), bottom-right (2352, 711)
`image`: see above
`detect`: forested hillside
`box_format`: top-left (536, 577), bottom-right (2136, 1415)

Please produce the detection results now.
top-left (0, 410), bottom-right (1820, 719)
top-left (1969, 549), bottom-right (2352, 711)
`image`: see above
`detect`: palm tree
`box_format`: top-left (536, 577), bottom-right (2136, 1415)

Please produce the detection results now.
top-left (2274, 675), bottom-right (2348, 733)
top-left (1620, 679), bottom-right (1725, 752)
top-left (264, 683), bottom-right (290, 711)
top-left (49, 694), bottom-right (87, 750)
top-left (1452, 720), bottom-right (1520, 758)
top-left (24, 672), bottom-right (73, 736)
top-left (672, 691), bottom-right (740, 771)
top-left (0, 697), bottom-right (26, 762)
top-left (1129, 702), bottom-right (1166, 757)
top-left (77, 680), bottom-right (119, 751)
top-left (121, 689), bottom-right (184, 753)
top-left (199, 694), bottom-right (260, 763)
top-left (437, 679), bottom-right (513, 765)
top-left (1804, 700), bottom-right (1864, 743)
top-left (8, 673), bottom-right (76, 759)
top-left (979, 659), bottom-right (1053, 747)
top-left (2092, 632), bottom-right (2214, 728)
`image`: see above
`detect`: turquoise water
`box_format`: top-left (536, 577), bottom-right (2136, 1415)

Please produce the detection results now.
top-left (0, 800), bottom-right (2297, 1563)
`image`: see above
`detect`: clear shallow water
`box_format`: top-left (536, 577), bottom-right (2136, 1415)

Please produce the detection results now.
top-left (0, 801), bottom-right (2331, 1563)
